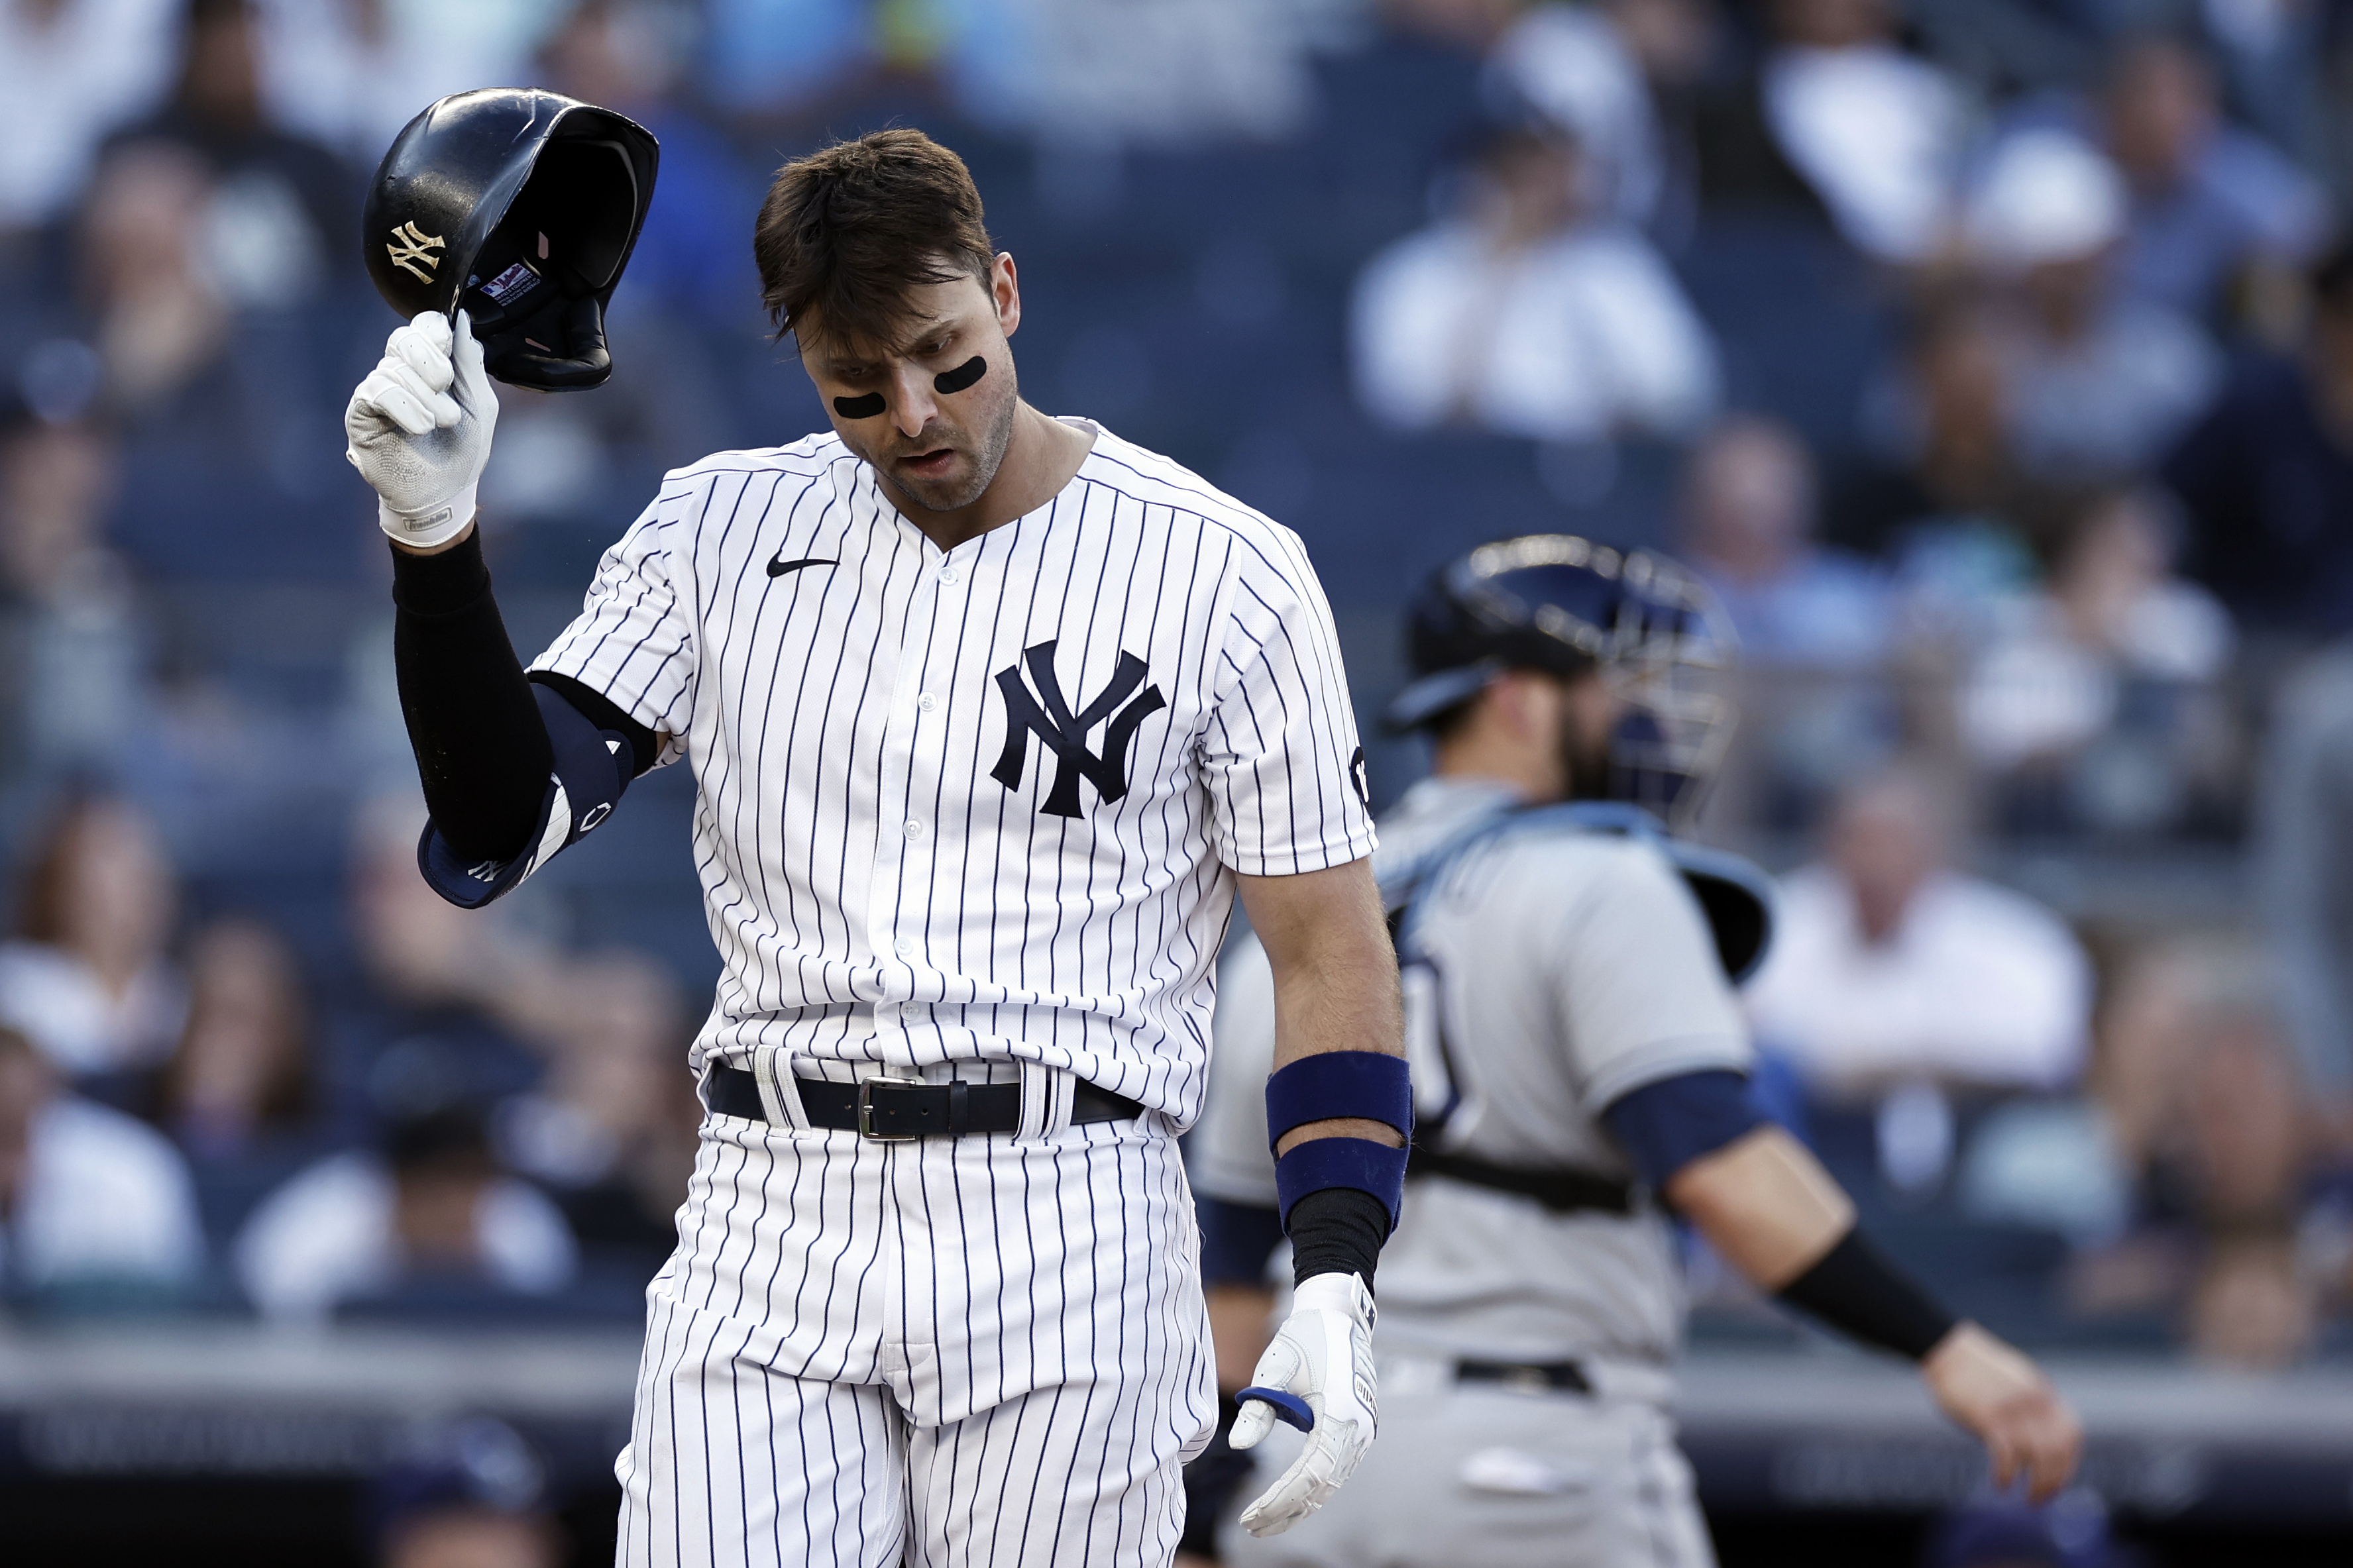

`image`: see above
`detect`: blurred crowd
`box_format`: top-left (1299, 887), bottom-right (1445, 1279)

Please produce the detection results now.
top-left (2, 0), bottom-right (2353, 1389)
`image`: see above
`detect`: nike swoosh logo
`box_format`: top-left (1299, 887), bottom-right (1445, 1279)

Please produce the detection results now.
top-left (767, 555), bottom-right (840, 578)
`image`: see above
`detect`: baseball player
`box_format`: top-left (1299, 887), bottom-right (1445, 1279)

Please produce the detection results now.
top-left (1187, 536), bottom-right (2081, 1567)
top-left (341, 127), bottom-right (1415, 1564)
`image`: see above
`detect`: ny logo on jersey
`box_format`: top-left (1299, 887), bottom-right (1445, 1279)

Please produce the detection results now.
top-left (991, 640), bottom-right (1167, 818)
top-left (385, 221), bottom-right (446, 284)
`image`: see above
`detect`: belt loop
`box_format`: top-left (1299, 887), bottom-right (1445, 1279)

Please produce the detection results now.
top-left (1017, 1063), bottom-right (1060, 1139)
top-left (753, 1045), bottom-right (809, 1130)
top-left (946, 1078), bottom-right (969, 1134)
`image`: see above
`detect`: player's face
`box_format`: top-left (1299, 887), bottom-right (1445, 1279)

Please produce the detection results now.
top-left (804, 257), bottom-right (1023, 514)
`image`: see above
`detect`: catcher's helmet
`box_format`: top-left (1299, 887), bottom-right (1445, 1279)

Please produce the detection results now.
top-left (364, 89), bottom-right (659, 392)
top-left (1386, 534), bottom-right (1737, 827)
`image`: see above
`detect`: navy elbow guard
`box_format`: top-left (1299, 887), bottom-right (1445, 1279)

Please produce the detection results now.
top-left (418, 682), bottom-right (635, 908)
top-left (1266, 1051), bottom-right (1413, 1232)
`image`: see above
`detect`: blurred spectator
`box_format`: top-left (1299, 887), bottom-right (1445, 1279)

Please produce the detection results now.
top-left (538, 0), bottom-right (761, 332)
top-left (0, 397), bottom-right (152, 778)
top-left (1695, 0), bottom-right (1967, 264)
top-left (153, 916), bottom-right (314, 1156)
top-left (0, 0), bottom-right (177, 233)
top-left (107, 0), bottom-right (354, 309)
top-left (1962, 939), bottom-right (2195, 1249)
top-left (233, 1101), bottom-right (576, 1322)
top-left (74, 140), bottom-right (230, 413)
top-left (493, 949), bottom-right (696, 1273)
top-left (0, 1023), bottom-right (202, 1302)
top-left (1745, 762), bottom-right (2093, 1100)
top-left (1678, 413), bottom-right (1891, 668)
top-left (2192, 0), bottom-right (2345, 176)
top-left (1965, 129), bottom-right (2218, 480)
top-left (150, 914), bottom-right (338, 1249)
top-left (2092, 31), bottom-right (2327, 322)
top-left (1829, 301), bottom-right (2019, 557)
top-left (2179, 1007), bottom-right (2320, 1367)
top-left (950, 0), bottom-right (1329, 147)
top-left (2260, 641), bottom-right (2353, 1113)
top-left (1351, 123), bottom-right (1719, 443)
top-left (2165, 243), bottom-right (2353, 641)
top-left (368, 1417), bottom-right (559, 1568)
top-left (253, 0), bottom-right (565, 167)
top-left (1482, 0), bottom-right (1720, 234)
top-left (696, 0), bottom-right (872, 117)
top-left (338, 796), bottom-right (574, 1117)
top-left (1959, 484), bottom-right (2234, 836)
top-left (0, 794), bottom-right (186, 1082)
top-left (2000, 950), bottom-right (2338, 1368)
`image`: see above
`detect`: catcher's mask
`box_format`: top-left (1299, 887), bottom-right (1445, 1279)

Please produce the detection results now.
top-left (1385, 534), bottom-right (1738, 830)
top-left (364, 88), bottom-right (659, 392)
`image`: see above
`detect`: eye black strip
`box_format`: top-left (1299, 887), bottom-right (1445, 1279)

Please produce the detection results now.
top-left (832, 392), bottom-right (887, 419)
top-left (934, 356), bottom-right (988, 395)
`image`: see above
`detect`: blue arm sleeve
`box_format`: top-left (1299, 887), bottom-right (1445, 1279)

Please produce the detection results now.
top-left (1602, 1070), bottom-right (1764, 1190)
top-left (1197, 1194), bottom-right (1287, 1287)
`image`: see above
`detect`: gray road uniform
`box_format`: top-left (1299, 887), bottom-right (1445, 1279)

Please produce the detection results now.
top-left (1193, 776), bottom-right (1761, 1567)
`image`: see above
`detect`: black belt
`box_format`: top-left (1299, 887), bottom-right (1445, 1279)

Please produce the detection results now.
top-left (1407, 1145), bottom-right (1635, 1216)
top-left (706, 1064), bottom-right (1142, 1139)
top-left (1455, 1358), bottom-right (1594, 1396)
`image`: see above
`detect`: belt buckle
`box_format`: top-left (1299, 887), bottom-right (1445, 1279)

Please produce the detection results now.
top-left (857, 1071), bottom-right (924, 1142)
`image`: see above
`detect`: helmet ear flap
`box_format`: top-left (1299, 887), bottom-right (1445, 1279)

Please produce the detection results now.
top-left (481, 295), bottom-right (612, 390)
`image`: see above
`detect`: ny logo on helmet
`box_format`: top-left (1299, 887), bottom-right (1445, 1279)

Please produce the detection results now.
top-left (386, 221), bottom-right (446, 284)
top-left (991, 641), bottom-right (1166, 818)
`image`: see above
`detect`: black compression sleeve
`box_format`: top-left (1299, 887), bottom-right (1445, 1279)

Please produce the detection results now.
top-left (1287, 1186), bottom-right (1389, 1292)
top-left (1775, 1226), bottom-right (1958, 1361)
top-left (390, 531), bottom-right (551, 862)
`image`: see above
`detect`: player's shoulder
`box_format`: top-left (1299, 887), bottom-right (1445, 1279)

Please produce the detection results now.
top-left (1078, 425), bottom-right (1315, 585)
top-left (626, 435), bottom-right (857, 545)
top-left (1450, 808), bottom-right (1688, 912)
top-left (658, 431), bottom-right (855, 494)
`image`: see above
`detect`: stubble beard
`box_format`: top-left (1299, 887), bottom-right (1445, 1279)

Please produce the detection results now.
top-left (891, 368), bottom-right (1020, 514)
top-left (1560, 719), bottom-right (1615, 804)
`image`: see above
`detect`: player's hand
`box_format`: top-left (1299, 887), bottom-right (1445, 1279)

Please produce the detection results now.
top-left (1229, 1271), bottom-right (1377, 1537)
top-left (1920, 1322), bottom-right (2081, 1502)
top-left (345, 309), bottom-right (498, 549)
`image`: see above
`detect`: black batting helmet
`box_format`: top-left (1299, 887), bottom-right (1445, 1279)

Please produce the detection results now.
top-left (1386, 534), bottom-right (1737, 828)
top-left (364, 89), bottom-right (659, 392)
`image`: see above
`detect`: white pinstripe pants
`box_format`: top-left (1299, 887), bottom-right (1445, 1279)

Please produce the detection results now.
top-left (616, 1100), bottom-right (1218, 1566)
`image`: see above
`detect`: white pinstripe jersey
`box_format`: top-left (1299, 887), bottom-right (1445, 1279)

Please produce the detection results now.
top-left (531, 419), bottom-right (1375, 1126)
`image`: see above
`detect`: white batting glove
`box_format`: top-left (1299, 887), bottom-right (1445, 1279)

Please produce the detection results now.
top-left (345, 309), bottom-right (498, 549)
top-left (1231, 1271), bottom-right (1378, 1537)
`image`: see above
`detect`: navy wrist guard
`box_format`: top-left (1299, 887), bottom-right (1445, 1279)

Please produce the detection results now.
top-left (1266, 1051), bottom-right (1412, 1231)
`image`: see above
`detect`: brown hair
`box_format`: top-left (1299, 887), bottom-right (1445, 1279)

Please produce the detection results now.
top-left (17, 796), bottom-right (105, 947)
top-left (753, 129), bottom-right (995, 351)
top-left (154, 918), bottom-right (313, 1129)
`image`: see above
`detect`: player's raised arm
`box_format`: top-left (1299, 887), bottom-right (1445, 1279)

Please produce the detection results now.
top-left (345, 309), bottom-right (657, 908)
top-left (343, 89), bottom-right (668, 912)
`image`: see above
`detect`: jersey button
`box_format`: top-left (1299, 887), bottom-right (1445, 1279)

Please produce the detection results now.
top-left (903, 818), bottom-right (924, 839)
top-left (894, 938), bottom-right (914, 958)
top-left (917, 692), bottom-right (938, 713)
top-left (938, 564), bottom-right (961, 585)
